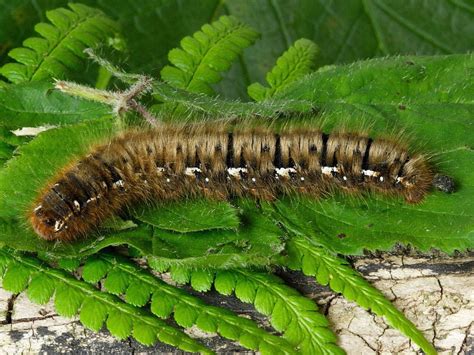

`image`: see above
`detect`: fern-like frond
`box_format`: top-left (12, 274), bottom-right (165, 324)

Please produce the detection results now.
top-left (81, 253), bottom-right (296, 354)
top-left (285, 237), bottom-right (437, 355)
top-left (185, 268), bottom-right (343, 354)
top-left (0, 3), bottom-right (118, 84)
top-left (248, 38), bottom-right (319, 101)
top-left (0, 248), bottom-right (211, 354)
top-left (160, 16), bottom-right (259, 95)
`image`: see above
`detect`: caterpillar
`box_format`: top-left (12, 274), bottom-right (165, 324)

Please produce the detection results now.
top-left (30, 122), bottom-right (455, 241)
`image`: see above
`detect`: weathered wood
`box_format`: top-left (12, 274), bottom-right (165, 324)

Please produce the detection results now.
top-left (0, 254), bottom-right (472, 353)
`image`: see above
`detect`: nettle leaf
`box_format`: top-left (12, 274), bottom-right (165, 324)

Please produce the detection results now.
top-left (248, 38), bottom-right (319, 101)
top-left (161, 16), bottom-right (259, 95)
top-left (133, 199), bottom-right (240, 233)
top-left (151, 79), bottom-right (314, 119)
top-left (0, 249), bottom-right (210, 353)
top-left (286, 236), bottom-right (436, 355)
top-left (89, 253), bottom-right (295, 354)
top-left (0, 81), bottom-right (110, 129)
top-left (269, 54), bottom-right (474, 253)
top-left (148, 199), bottom-right (284, 270)
top-left (0, 3), bottom-right (118, 84)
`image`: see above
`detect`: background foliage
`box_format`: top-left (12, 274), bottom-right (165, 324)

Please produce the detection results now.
top-left (0, 1), bottom-right (473, 354)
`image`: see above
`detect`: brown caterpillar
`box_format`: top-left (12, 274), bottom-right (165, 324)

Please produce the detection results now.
top-left (30, 123), bottom-right (454, 241)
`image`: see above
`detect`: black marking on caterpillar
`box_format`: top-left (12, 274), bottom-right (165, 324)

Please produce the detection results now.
top-left (30, 123), bottom-right (455, 241)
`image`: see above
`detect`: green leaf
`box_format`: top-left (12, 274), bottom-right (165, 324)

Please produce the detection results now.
top-left (267, 54), bottom-right (474, 254)
top-left (54, 283), bottom-right (84, 317)
top-left (234, 278), bottom-right (256, 303)
top-left (27, 273), bottom-right (55, 304)
top-left (213, 269), bottom-right (340, 354)
top-left (214, 271), bottom-right (237, 296)
top-left (0, 249), bottom-right (210, 353)
top-left (132, 321), bottom-right (158, 346)
top-left (190, 270), bottom-right (214, 292)
top-left (195, 313), bottom-right (218, 333)
top-left (174, 303), bottom-right (199, 328)
top-left (134, 199), bottom-right (240, 233)
top-left (161, 15), bottom-right (259, 95)
top-left (218, 0), bottom-right (474, 97)
top-left (57, 258), bottom-right (81, 272)
top-left (288, 237), bottom-right (437, 355)
top-left (106, 310), bottom-right (133, 339)
top-left (0, 81), bottom-right (110, 129)
top-left (97, 253), bottom-right (295, 354)
top-left (125, 281), bottom-right (152, 307)
top-left (2, 263), bottom-right (30, 293)
top-left (0, 3), bottom-right (118, 83)
top-left (170, 266), bottom-right (191, 285)
top-left (248, 38), bottom-right (319, 101)
top-left (151, 292), bottom-right (176, 319)
top-left (103, 267), bottom-right (130, 295)
top-left (82, 256), bottom-right (112, 283)
top-left (149, 199), bottom-right (284, 270)
top-left (80, 298), bottom-right (108, 332)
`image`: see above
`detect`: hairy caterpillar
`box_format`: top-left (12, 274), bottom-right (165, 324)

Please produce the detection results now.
top-left (30, 122), bottom-right (454, 241)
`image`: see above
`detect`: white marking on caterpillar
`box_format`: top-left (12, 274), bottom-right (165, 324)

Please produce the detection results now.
top-left (113, 180), bottom-right (125, 188)
top-left (321, 166), bottom-right (339, 176)
top-left (275, 167), bottom-right (297, 178)
top-left (34, 205), bottom-right (42, 212)
top-left (73, 200), bottom-right (81, 211)
top-left (54, 220), bottom-right (65, 232)
top-left (362, 169), bottom-right (380, 177)
top-left (227, 167), bottom-right (248, 178)
top-left (185, 167), bottom-right (202, 176)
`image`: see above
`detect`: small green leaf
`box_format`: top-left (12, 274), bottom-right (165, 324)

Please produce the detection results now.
top-left (104, 268), bottom-right (130, 295)
top-left (234, 278), bottom-right (256, 303)
top-left (248, 38), bottom-right (319, 101)
top-left (132, 321), bottom-right (158, 346)
top-left (170, 266), bottom-right (191, 284)
top-left (27, 273), bottom-right (55, 304)
top-left (2, 263), bottom-right (30, 293)
top-left (217, 322), bottom-right (241, 341)
top-left (125, 281), bottom-right (152, 307)
top-left (54, 284), bottom-right (84, 317)
top-left (106, 310), bottom-right (133, 339)
top-left (254, 288), bottom-right (276, 315)
top-left (174, 304), bottom-right (199, 328)
top-left (271, 300), bottom-right (292, 332)
top-left (80, 298), bottom-right (108, 332)
top-left (82, 257), bottom-right (112, 283)
top-left (150, 292), bottom-right (176, 319)
top-left (195, 313), bottom-right (218, 333)
top-left (190, 270), bottom-right (214, 292)
top-left (214, 271), bottom-right (237, 295)
top-left (57, 258), bottom-right (81, 272)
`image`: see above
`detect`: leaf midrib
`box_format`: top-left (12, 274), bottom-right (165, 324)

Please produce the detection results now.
top-left (29, 11), bottom-right (106, 81)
